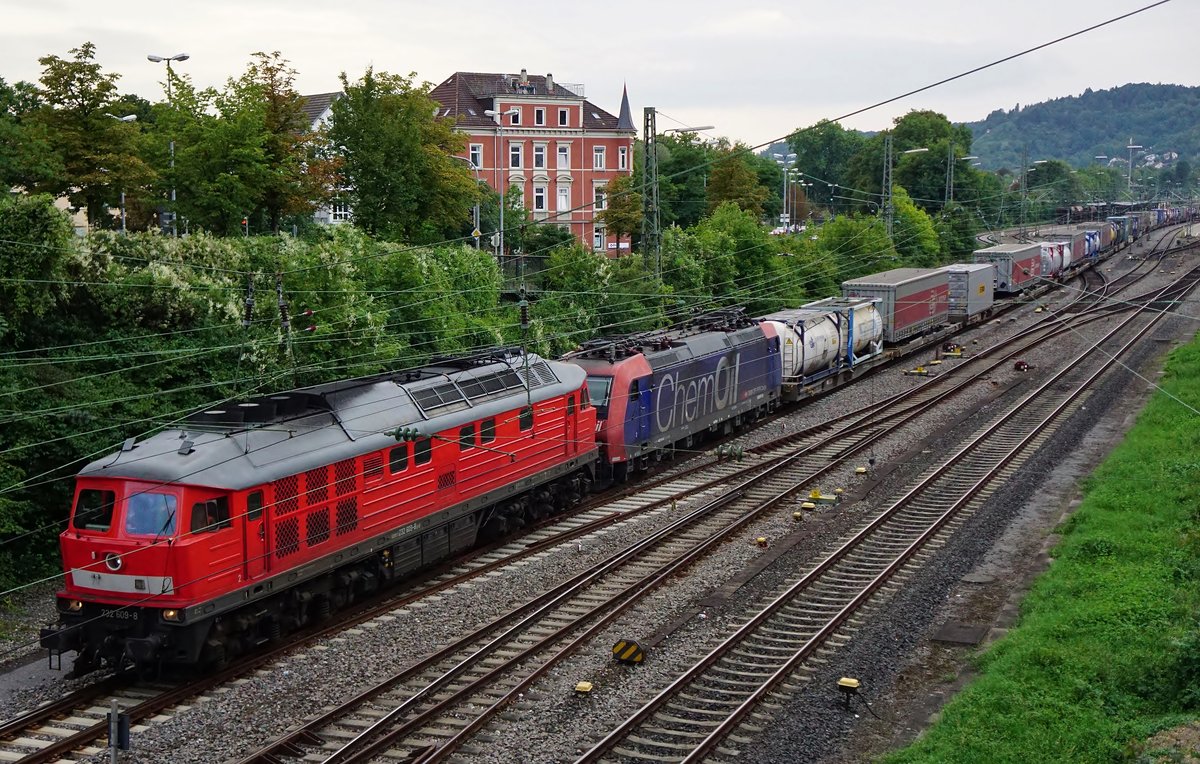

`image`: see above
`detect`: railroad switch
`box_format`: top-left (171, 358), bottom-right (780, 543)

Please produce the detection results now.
top-left (612, 640), bottom-right (645, 664)
top-left (928, 359), bottom-right (943, 366)
top-left (837, 677), bottom-right (861, 709)
top-left (903, 366), bottom-right (932, 377)
top-left (574, 681), bottom-right (594, 694)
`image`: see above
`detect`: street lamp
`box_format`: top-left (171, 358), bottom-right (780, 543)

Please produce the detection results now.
top-left (147, 53), bottom-right (189, 236)
top-left (1126, 140), bottom-right (1143, 191)
top-left (773, 152), bottom-right (797, 230)
top-left (946, 150), bottom-right (978, 205)
top-left (105, 114), bottom-right (137, 232)
top-left (451, 155), bottom-right (483, 249)
top-left (484, 108), bottom-right (519, 258)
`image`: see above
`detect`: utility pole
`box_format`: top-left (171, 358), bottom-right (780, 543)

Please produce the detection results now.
top-left (1019, 144), bottom-right (1029, 239)
top-left (641, 107), bottom-right (661, 277)
top-left (945, 142), bottom-right (955, 206)
top-left (882, 133), bottom-right (894, 239)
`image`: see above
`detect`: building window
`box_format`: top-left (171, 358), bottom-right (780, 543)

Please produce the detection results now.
top-left (593, 226), bottom-right (605, 251)
top-left (534, 186), bottom-right (547, 211)
top-left (331, 199), bottom-right (351, 222)
top-left (533, 144), bottom-right (546, 169)
top-left (619, 146), bottom-right (629, 171)
top-left (558, 108), bottom-right (569, 126)
top-left (510, 109), bottom-right (521, 126)
top-left (469, 144), bottom-right (483, 169)
top-left (535, 108), bottom-right (545, 126)
top-left (594, 185), bottom-right (607, 210)
top-left (557, 144), bottom-right (570, 169)
top-left (510, 143), bottom-right (522, 169)
top-left (593, 146), bottom-right (606, 170)
top-left (557, 186), bottom-right (570, 212)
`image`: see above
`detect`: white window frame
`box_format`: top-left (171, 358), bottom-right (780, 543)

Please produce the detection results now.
top-left (557, 144), bottom-right (570, 169)
top-left (469, 144), bottom-right (483, 170)
top-left (558, 108), bottom-right (569, 127)
top-left (557, 186), bottom-right (570, 212)
top-left (593, 226), bottom-right (605, 251)
top-left (330, 199), bottom-right (351, 223)
top-left (593, 145), bottom-right (606, 170)
top-left (534, 185), bottom-right (547, 211)
top-left (509, 143), bottom-right (522, 169)
top-left (534, 107), bottom-right (545, 126)
top-left (533, 144), bottom-right (547, 170)
top-left (594, 185), bottom-right (607, 211)
top-left (618, 146), bottom-right (628, 171)
top-left (510, 109), bottom-right (521, 126)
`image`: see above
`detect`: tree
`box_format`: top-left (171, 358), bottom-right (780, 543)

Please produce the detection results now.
top-left (706, 141), bottom-right (769, 217)
top-left (787, 120), bottom-right (866, 198)
top-left (654, 133), bottom-right (711, 229)
top-left (237, 52), bottom-right (337, 233)
top-left (0, 77), bottom-right (60, 191)
top-left (330, 67), bottom-right (477, 242)
top-left (29, 43), bottom-right (154, 227)
top-left (599, 174), bottom-right (642, 253)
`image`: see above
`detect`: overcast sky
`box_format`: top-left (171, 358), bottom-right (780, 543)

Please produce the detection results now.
top-left (1, 0), bottom-right (1192, 148)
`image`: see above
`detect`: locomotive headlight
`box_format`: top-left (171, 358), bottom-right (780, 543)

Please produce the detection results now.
top-left (66, 599), bottom-right (83, 612)
top-left (161, 608), bottom-right (181, 622)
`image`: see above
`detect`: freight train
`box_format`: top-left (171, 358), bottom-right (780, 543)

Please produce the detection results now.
top-left (40, 207), bottom-right (1193, 676)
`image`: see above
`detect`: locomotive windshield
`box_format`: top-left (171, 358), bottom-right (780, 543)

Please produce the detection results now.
top-left (72, 489), bottom-right (117, 532)
top-left (124, 492), bottom-right (178, 537)
top-left (585, 376), bottom-right (613, 418)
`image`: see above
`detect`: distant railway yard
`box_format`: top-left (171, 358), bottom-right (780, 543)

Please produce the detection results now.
top-left (0, 219), bottom-right (1196, 762)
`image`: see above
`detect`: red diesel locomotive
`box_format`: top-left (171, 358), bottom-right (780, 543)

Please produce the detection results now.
top-left (41, 350), bottom-right (597, 675)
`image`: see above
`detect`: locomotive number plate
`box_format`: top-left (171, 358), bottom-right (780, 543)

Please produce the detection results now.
top-left (100, 608), bottom-right (138, 621)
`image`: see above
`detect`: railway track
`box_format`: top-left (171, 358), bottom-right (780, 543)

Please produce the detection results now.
top-left (0, 229), bottom-right (1183, 763)
top-left (227, 254), bottom-right (1194, 764)
top-left (574, 264), bottom-right (1200, 764)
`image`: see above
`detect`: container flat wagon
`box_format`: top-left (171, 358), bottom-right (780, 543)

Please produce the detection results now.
top-left (841, 267), bottom-right (949, 343)
top-left (972, 242), bottom-right (1042, 293)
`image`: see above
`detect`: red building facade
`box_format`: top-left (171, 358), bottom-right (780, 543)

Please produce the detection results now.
top-left (429, 70), bottom-right (637, 254)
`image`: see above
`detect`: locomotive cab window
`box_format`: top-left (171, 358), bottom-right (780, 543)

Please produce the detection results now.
top-left (190, 497), bottom-right (231, 534)
top-left (567, 395), bottom-right (575, 416)
top-left (247, 491), bottom-right (263, 521)
top-left (459, 424), bottom-right (475, 450)
top-left (124, 492), bottom-right (177, 537)
top-left (481, 418), bottom-right (496, 444)
top-left (389, 444), bottom-right (409, 473)
top-left (73, 489), bottom-right (116, 532)
top-left (585, 376), bottom-right (611, 418)
top-left (414, 437), bottom-right (433, 465)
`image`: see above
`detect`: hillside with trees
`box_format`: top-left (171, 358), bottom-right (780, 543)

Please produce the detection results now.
top-left (965, 83), bottom-right (1200, 170)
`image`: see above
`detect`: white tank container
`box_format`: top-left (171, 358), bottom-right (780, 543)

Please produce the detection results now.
top-left (762, 298), bottom-right (883, 379)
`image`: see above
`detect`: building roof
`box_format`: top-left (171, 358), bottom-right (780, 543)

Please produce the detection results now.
top-left (617, 84), bottom-right (635, 131)
top-left (429, 71), bottom-right (634, 133)
top-left (300, 92), bottom-right (340, 127)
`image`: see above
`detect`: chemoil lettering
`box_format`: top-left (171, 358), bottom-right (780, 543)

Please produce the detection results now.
top-left (655, 353), bottom-right (740, 432)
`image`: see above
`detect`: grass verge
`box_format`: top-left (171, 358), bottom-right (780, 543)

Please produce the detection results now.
top-left (883, 340), bottom-right (1200, 763)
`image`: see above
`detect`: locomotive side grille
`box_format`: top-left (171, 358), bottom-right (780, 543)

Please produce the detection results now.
top-left (333, 459), bottom-right (356, 496)
top-left (274, 475), bottom-right (299, 517)
top-left (437, 469), bottom-right (457, 491)
top-left (304, 467), bottom-right (328, 504)
top-left (306, 507), bottom-right (330, 546)
top-left (363, 454), bottom-right (384, 482)
top-left (335, 498), bottom-right (358, 535)
top-left (276, 516), bottom-right (300, 558)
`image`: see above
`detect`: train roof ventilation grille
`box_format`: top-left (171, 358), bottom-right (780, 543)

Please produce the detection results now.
top-left (519, 361), bottom-right (558, 389)
top-left (411, 382), bottom-right (467, 413)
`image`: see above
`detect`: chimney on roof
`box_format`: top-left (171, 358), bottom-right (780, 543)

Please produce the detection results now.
top-left (520, 68), bottom-right (528, 85)
top-left (546, 72), bottom-right (554, 93)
